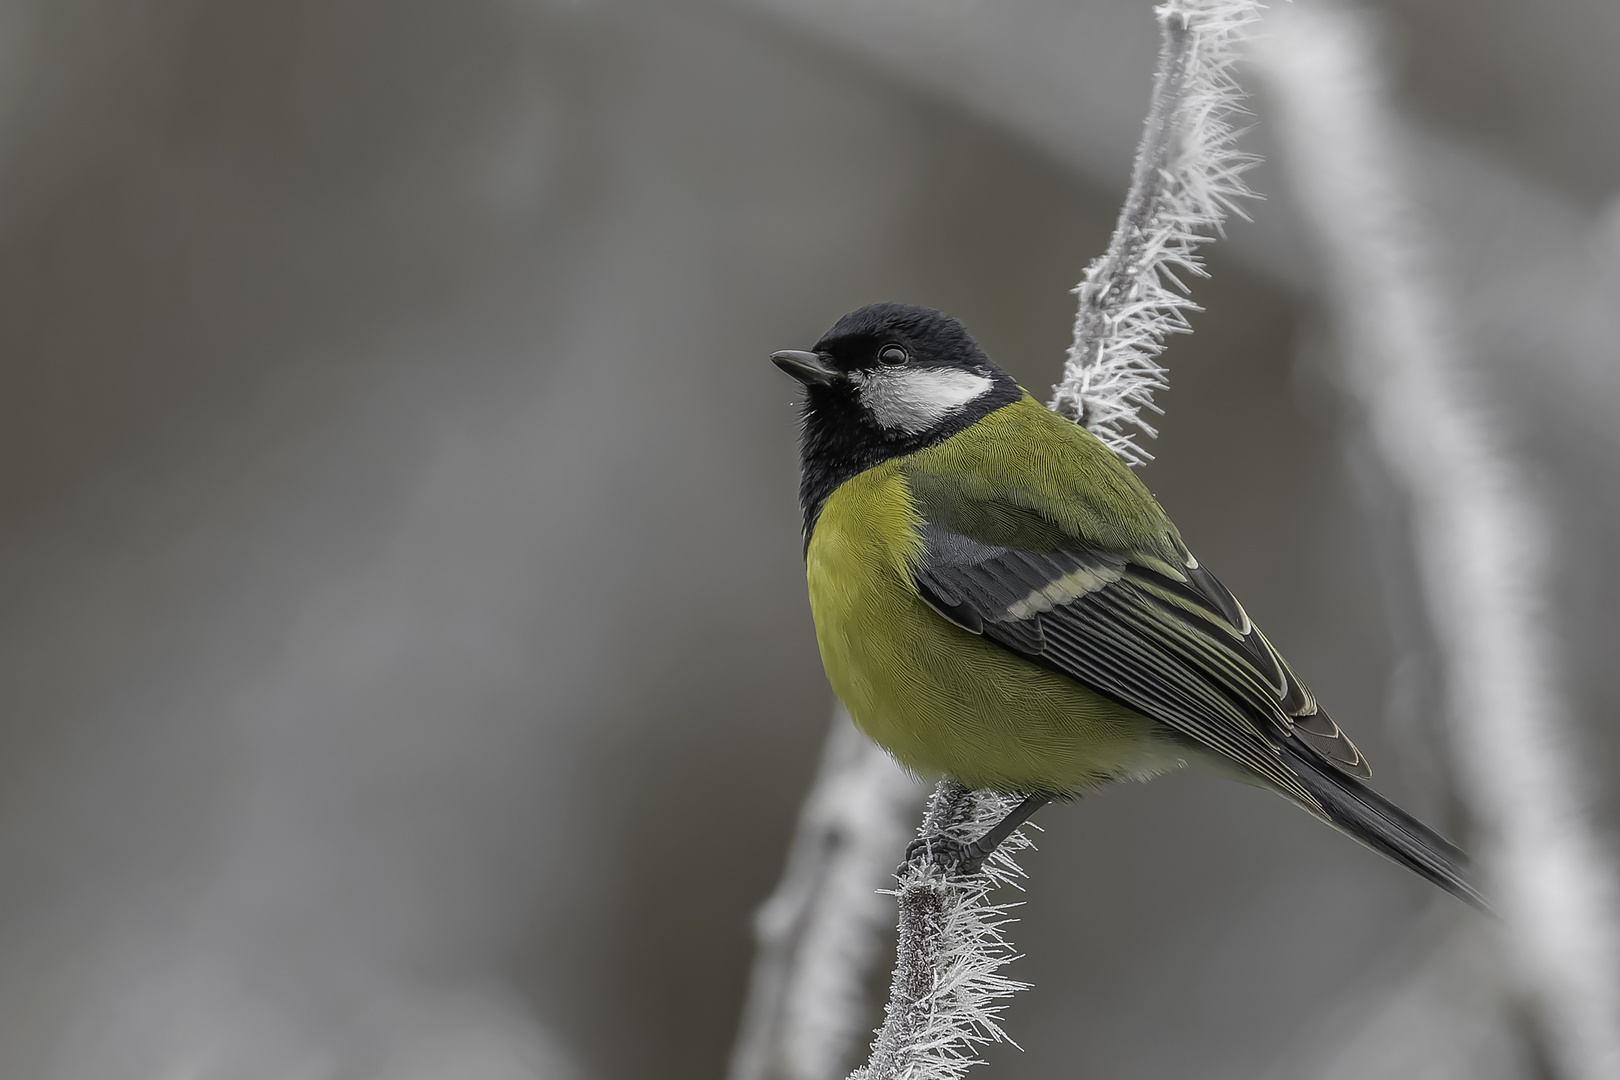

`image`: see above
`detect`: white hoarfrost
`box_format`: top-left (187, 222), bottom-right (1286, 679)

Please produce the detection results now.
top-left (1051, 0), bottom-right (1264, 465)
top-left (850, 784), bottom-right (1034, 1080)
top-left (1257, 7), bottom-right (1620, 1080)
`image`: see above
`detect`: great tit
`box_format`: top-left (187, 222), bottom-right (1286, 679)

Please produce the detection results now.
top-left (773, 302), bottom-right (1485, 910)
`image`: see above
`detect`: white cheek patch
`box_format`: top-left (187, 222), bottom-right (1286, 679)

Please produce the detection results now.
top-left (853, 367), bottom-right (995, 434)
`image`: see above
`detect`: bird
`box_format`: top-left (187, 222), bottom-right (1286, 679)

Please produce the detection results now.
top-left (771, 301), bottom-right (1486, 910)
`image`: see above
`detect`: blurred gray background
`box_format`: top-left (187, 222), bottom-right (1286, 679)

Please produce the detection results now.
top-left (0, 0), bottom-right (1615, 1077)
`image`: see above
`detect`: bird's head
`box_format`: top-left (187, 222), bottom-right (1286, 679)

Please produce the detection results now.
top-left (773, 302), bottom-right (1020, 438)
top-left (772, 303), bottom-right (1023, 526)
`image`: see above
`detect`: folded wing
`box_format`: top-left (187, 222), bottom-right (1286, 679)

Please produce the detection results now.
top-left (912, 519), bottom-right (1371, 808)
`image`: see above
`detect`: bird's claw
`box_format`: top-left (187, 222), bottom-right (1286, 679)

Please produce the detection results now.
top-left (899, 833), bottom-right (986, 878)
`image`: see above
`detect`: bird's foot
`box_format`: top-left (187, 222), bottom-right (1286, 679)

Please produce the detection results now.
top-left (899, 833), bottom-right (987, 877)
top-left (897, 791), bottom-right (1053, 880)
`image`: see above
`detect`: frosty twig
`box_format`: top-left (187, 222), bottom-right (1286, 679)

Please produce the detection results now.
top-left (1051, 0), bottom-right (1262, 465)
top-left (850, 784), bottom-right (1033, 1080)
top-left (1257, 7), bottom-right (1620, 1078)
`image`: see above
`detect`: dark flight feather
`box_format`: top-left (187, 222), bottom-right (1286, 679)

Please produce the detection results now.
top-left (913, 518), bottom-right (1487, 911)
top-left (1279, 739), bottom-right (1489, 911)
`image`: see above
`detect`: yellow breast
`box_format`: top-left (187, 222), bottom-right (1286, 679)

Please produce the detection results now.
top-left (805, 459), bottom-right (1179, 793)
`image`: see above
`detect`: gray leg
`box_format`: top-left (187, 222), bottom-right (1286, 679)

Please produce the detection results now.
top-left (902, 792), bottom-right (1052, 876)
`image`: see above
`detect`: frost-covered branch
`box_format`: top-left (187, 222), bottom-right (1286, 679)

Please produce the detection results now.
top-left (736, 5), bottom-right (1268, 1078)
top-left (1257, 8), bottom-right (1620, 1080)
top-left (850, 783), bottom-right (1033, 1080)
top-left (843, 5), bottom-right (1269, 1077)
top-left (729, 713), bottom-right (922, 1080)
top-left (1050, 0), bottom-right (1263, 464)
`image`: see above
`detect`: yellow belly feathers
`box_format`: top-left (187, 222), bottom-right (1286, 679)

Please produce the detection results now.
top-left (806, 456), bottom-right (1183, 794)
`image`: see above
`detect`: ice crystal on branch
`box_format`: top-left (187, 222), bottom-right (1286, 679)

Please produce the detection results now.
top-left (850, 784), bottom-right (1034, 1080)
top-left (1051, 0), bottom-right (1263, 465)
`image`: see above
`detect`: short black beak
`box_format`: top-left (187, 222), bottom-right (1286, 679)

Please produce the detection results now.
top-left (770, 350), bottom-right (840, 386)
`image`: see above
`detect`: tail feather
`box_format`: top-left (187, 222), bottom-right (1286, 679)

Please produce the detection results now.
top-left (1279, 738), bottom-right (1491, 913)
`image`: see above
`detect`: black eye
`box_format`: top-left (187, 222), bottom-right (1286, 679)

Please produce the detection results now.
top-left (878, 344), bottom-right (909, 366)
